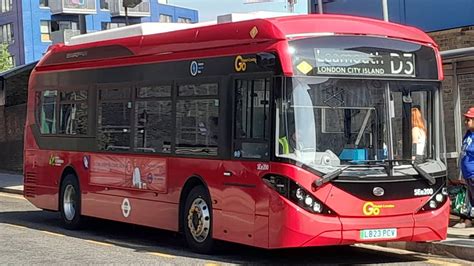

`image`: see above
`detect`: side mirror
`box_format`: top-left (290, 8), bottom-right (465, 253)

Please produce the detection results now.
top-left (257, 53), bottom-right (276, 70)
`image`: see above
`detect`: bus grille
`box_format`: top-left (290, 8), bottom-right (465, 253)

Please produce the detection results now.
top-left (24, 172), bottom-right (37, 197)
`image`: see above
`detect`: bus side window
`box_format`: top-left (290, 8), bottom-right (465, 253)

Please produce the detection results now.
top-left (38, 90), bottom-right (57, 134)
top-left (175, 83), bottom-right (219, 156)
top-left (234, 78), bottom-right (270, 160)
top-left (97, 87), bottom-right (132, 151)
top-left (134, 85), bottom-right (172, 153)
top-left (59, 90), bottom-right (88, 135)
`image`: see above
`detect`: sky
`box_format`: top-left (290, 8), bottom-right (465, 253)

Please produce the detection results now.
top-left (167, 0), bottom-right (309, 22)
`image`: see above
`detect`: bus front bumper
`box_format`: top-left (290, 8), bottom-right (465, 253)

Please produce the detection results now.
top-left (269, 200), bottom-right (449, 248)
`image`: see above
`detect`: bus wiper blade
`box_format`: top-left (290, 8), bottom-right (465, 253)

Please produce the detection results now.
top-left (381, 159), bottom-right (436, 185)
top-left (412, 163), bottom-right (436, 185)
top-left (314, 166), bottom-right (350, 187)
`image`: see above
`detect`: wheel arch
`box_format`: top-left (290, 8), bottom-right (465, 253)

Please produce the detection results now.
top-left (178, 175), bottom-right (211, 233)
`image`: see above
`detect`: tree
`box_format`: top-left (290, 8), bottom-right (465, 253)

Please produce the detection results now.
top-left (0, 43), bottom-right (13, 72)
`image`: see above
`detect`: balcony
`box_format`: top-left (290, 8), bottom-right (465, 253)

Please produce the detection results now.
top-left (51, 29), bottom-right (81, 44)
top-left (49, 0), bottom-right (97, 15)
top-left (109, 0), bottom-right (150, 17)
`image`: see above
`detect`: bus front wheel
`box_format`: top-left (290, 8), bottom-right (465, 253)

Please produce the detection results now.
top-left (183, 186), bottom-right (214, 254)
top-left (59, 174), bottom-right (83, 230)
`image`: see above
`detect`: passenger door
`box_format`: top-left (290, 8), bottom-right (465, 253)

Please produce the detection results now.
top-left (219, 76), bottom-right (272, 245)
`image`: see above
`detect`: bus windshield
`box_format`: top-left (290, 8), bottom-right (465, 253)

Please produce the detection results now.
top-left (276, 77), bottom-right (438, 174)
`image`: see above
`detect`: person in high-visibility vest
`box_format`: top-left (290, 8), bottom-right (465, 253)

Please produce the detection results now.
top-left (279, 131), bottom-right (301, 155)
top-left (279, 136), bottom-right (290, 154)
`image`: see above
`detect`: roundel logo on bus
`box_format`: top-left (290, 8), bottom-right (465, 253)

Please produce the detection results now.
top-left (121, 198), bottom-right (131, 218)
top-left (234, 55), bottom-right (257, 72)
top-left (190, 61), bottom-right (204, 76)
top-left (362, 202), bottom-right (395, 216)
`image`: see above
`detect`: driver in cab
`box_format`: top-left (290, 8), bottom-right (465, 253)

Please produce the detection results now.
top-left (279, 129), bottom-right (304, 155)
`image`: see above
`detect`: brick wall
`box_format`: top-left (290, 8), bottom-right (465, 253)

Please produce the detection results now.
top-left (0, 67), bottom-right (31, 172)
top-left (429, 26), bottom-right (474, 51)
top-left (0, 104), bottom-right (26, 172)
top-left (0, 106), bottom-right (5, 143)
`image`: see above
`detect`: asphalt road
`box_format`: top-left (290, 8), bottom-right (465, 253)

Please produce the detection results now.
top-left (0, 192), bottom-right (471, 265)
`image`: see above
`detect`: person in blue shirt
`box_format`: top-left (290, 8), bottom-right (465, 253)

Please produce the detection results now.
top-left (454, 107), bottom-right (474, 228)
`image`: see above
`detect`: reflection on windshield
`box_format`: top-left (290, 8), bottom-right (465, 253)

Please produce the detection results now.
top-left (276, 77), bottom-right (435, 174)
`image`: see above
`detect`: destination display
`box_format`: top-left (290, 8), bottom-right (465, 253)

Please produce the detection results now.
top-left (314, 48), bottom-right (416, 77)
top-left (290, 36), bottom-right (439, 80)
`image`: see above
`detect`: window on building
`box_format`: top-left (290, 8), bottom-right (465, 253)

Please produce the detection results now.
top-left (39, 0), bottom-right (48, 7)
top-left (159, 14), bottom-right (173, 23)
top-left (40, 21), bottom-right (51, 42)
top-left (51, 21), bottom-right (79, 32)
top-left (100, 0), bottom-right (108, 10)
top-left (101, 22), bottom-right (126, 30)
top-left (177, 17), bottom-right (192, 24)
top-left (1, 0), bottom-right (12, 12)
top-left (0, 23), bottom-right (13, 44)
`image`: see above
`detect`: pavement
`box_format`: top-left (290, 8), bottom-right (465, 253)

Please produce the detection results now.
top-left (1, 172), bottom-right (473, 262)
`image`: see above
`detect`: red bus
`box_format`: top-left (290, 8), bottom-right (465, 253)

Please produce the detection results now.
top-left (24, 14), bottom-right (448, 253)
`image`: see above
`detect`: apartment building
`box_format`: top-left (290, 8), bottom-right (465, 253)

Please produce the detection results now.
top-left (0, 0), bottom-right (198, 66)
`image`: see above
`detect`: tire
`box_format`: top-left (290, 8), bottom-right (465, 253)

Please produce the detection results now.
top-left (183, 186), bottom-right (214, 254)
top-left (59, 174), bottom-right (83, 230)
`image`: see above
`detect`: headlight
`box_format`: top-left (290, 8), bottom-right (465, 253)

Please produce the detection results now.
top-left (263, 174), bottom-right (334, 215)
top-left (295, 188), bottom-right (304, 200)
top-left (312, 202), bottom-right (322, 213)
top-left (304, 195), bottom-right (314, 206)
top-left (435, 194), bottom-right (444, 202)
top-left (419, 186), bottom-right (448, 212)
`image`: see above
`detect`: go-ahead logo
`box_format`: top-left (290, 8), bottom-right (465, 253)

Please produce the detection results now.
top-left (363, 202), bottom-right (395, 216)
top-left (234, 55), bottom-right (257, 72)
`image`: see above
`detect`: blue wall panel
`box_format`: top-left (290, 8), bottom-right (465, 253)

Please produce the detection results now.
top-left (22, 0), bottom-right (52, 64)
top-left (404, 0), bottom-right (474, 32)
top-left (0, 1), bottom-right (23, 65)
top-left (173, 5), bottom-right (198, 22)
top-left (313, 0), bottom-right (474, 32)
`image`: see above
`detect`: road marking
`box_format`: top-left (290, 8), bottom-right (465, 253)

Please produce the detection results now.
top-left (107, 239), bottom-right (150, 249)
top-left (40, 230), bottom-right (65, 237)
top-left (147, 252), bottom-right (176, 259)
top-left (426, 259), bottom-right (462, 266)
top-left (4, 224), bottom-right (28, 230)
top-left (205, 263), bottom-right (221, 266)
top-left (85, 240), bottom-right (113, 247)
top-left (0, 192), bottom-right (25, 200)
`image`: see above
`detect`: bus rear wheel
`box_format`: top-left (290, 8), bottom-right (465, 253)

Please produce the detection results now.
top-left (183, 186), bottom-right (214, 254)
top-left (59, 174), bottom-right (83, 230)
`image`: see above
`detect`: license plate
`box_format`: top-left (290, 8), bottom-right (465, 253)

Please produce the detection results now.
top-left (360, 228), bottom-right (397, 240)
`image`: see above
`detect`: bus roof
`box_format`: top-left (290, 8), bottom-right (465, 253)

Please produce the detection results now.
top-left (40, 14), bottom-right (437, 68)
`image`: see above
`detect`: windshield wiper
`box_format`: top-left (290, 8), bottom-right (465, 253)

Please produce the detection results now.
top-left (381, 159), bottom-right (436, 185)
top-left (314, 166), bottom-right (350, 187)
top-left (313, 160), bottom-right (436, 187)
top-left (412, 162), bottom-right (436, 185)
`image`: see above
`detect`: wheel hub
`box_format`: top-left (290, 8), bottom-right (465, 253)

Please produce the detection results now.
top-left (63, 184), bottom-right (76, 221)
top-left (187, 198), bottom-right (210, 243)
